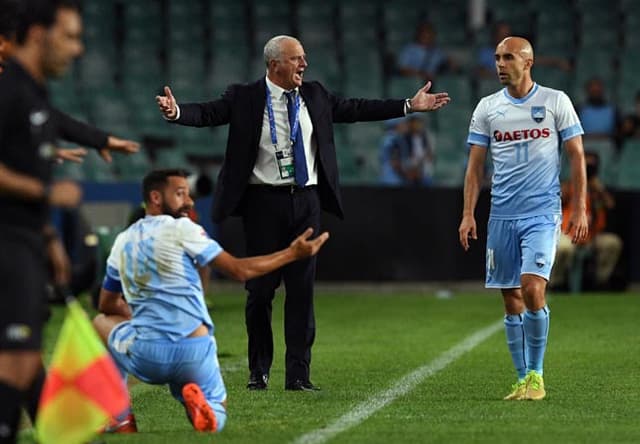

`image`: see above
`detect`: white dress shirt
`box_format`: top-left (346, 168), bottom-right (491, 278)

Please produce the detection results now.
top-left (249, 76), bottom-right (318, 186)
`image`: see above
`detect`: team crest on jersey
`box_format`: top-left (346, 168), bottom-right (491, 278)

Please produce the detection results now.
top-left (531, 106), bottom-right (546, 123)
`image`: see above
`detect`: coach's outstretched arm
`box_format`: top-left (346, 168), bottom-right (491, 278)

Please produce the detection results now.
top-left (211, 228), bottom-right (329, 282)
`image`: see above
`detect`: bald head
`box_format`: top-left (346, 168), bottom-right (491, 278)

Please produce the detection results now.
top-left (497, 36), bottom-right (534, 62)
top-left (494, 36), bottom-right (536, 94)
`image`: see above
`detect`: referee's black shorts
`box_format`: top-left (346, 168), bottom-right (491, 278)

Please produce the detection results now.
top-left (0, 227), bottom-right (47, 351)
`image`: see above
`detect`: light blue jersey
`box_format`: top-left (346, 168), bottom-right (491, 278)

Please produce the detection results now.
top-left (106, 215), bottom-right (223, 341)
top-left (467, 83), bottom-right (583, 219)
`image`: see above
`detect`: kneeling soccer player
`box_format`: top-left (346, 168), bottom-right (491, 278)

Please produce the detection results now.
top-left (93, 169), bottom-right (329, 432)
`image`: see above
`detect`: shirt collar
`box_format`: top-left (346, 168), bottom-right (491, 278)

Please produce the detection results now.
top-left (265, 75), bottom-right (298, 101)
top-left (502, 82), bottom-right (539, 105)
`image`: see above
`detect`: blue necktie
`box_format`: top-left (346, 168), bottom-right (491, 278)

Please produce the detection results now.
top-left (284, 91), bottom-right (308, 187)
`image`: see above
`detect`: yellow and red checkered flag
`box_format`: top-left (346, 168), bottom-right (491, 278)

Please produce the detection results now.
top-left (36, 299), bottom-right (130, 444)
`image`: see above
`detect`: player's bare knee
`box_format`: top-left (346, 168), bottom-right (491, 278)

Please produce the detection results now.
top-left (521, 276), bottom-right (546, 310)
top-left (91, 314), bottom-right (113, 344)
top-left (92, 313), bottom-right (105, 330)
top-left (502, 289), bottom-right (524, 314)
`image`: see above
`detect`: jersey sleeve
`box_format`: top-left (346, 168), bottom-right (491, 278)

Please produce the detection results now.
top-left (102, 232), bottom-right (125, 292)
top-left (177, 218), bottom-right (223, 267)
top-left (555, 91), bottom-right (584, 142)
top-left (105, 232), bottom-right (124, 281)
top-left (467, 99), bottom-right (491, 147)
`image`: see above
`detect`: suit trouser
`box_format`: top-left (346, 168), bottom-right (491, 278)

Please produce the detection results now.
top-left (242, 185), bottom-right (320, 384)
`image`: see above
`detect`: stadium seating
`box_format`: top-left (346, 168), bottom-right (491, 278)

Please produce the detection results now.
top-left (60, 0), bottom-right (638, 188)
top-left (616, 140), bottom-right (640, 189)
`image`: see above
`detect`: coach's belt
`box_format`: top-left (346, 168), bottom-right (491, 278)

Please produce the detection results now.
top-left (250, 184), bottom-right (317, 194)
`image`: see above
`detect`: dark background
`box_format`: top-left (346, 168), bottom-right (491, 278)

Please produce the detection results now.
top-left (215, 186), bottom-right (635, 285)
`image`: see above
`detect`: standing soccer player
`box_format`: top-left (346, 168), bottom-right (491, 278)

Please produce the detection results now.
top-left (458, 37), bottom-right (588, 400)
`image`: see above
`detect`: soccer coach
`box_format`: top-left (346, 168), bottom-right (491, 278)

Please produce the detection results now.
top-left (157, 35), bottom-right (450, 391)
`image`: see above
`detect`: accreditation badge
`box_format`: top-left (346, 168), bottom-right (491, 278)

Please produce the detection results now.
top-left (275, 147), bottom-right (295, 179)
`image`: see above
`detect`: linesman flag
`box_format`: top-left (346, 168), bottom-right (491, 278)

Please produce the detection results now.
top-left (36, 299), bottom-right (130, 444)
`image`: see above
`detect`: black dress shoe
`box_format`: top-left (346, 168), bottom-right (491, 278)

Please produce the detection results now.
top-left (247, 374), bottom-right (268, 390)
top-left (285, 379), bottom-right (321, 391)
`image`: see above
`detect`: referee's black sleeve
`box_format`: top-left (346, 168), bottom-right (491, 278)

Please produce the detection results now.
top-left (53, 108), bottom-right (109, 149)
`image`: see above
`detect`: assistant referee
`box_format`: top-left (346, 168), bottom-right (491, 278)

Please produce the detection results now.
top-left (0, 1), bottom-right (84, 442)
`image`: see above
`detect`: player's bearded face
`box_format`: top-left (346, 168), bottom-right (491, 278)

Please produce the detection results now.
top-left (42, 8), bottom-right (84, 78)
top-left (160, 177), bottom-right (194, 218)
top-left (161, 200), bottom-right (192, 219)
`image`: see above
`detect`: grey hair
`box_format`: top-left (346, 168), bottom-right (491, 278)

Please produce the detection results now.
top-left (263, 35), bottom-right (299, 67)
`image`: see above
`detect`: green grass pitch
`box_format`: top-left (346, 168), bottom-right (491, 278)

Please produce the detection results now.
top-left (21, 288), bottom-right (640, 443)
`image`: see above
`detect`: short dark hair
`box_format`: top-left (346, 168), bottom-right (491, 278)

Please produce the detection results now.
top-left (142, 169), bottom-right (191, 203)
top-left (0, 0), bottom-right (19, 39)
top-left (14, 0), bottom-right (80, 45)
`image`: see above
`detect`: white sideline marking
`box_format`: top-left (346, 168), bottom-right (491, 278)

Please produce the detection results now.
top-left (292, 319), bottom-right (503, 444)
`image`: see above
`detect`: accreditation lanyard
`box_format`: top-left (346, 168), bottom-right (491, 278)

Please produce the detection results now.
top-left (266, 88), bottom-right (301, 149)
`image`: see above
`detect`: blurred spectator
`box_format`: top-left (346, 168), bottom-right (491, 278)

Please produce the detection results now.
top-left (578, 77), bottom-right (620, 139)
top-left (477, 22), bottom-right (571, 79)
top-left (379, 115), bottom-right (434, 186)
top-left (619, 91), bottom-right (640, 140)
top-left (397, 22), bottom-right (452, 82)
top-left (407, 115), bottom-right (435, 185)
top-left (550, 152), bottom-right (622, 289)
top-left (536, 54), bottom-right (572, 73)
top-left (476, 22), bottom-right (511, 78)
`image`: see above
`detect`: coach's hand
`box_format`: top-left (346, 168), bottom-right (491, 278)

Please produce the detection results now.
top-left (156, 86), bottom-right (178, 120)
top-left (408, 81), bottom-right (451, 112)
top-left (458, 215), bottom-right (477, 251)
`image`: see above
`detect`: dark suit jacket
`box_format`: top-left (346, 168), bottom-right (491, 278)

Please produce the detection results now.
top-left (174, 79), bottom-right (406, 223)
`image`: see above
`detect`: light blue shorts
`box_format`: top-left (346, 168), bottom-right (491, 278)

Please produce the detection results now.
top-left (486, 214), bottom-right (561, 289)
top-left (108, 321), bottom-right (227, 430)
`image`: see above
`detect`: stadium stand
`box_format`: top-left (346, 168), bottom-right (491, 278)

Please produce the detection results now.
top-left (52, 0), bottom-right (638, 189)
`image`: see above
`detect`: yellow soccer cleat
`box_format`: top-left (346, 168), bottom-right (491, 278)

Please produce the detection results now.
top-left (524, 371), bottom-right (546, 400)
top-left (503, 379), bottom-right (527, 400)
